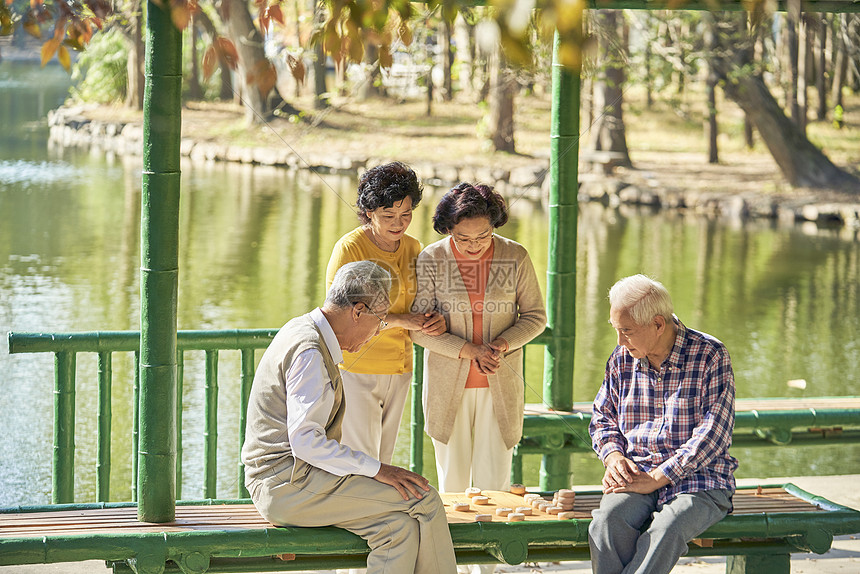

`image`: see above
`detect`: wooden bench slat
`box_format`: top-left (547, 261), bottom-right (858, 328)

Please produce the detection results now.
top-left (0, 488), bottom-right (826, 539)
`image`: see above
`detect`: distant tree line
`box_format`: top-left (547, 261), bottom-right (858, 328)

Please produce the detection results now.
top-left (1, 0), bottom-right (858, 188)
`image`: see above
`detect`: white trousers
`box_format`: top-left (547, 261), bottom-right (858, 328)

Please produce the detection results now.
top-left (432, 387), bottom-right (514, 494)
top-left (433, 388), bottom-right (511, 574)
top-left (340, 370), bottom-right (412, 465)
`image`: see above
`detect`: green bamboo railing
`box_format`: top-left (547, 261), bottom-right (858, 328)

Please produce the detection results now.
top-left (8, 328), bottom-right (860, 505)
top-left (7, 329), bottom-right (278, 504)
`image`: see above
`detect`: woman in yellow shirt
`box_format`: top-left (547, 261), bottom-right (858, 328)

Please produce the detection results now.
top-left (326, 162), bottom-right (446, 465)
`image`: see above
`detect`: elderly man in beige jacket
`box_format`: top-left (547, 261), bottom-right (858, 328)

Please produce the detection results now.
top-left (243, 261), bottom-right (457, 574)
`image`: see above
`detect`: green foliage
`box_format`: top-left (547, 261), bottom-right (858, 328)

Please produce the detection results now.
top-left (70, 27), bottom-right (127, 103)
top-left (833, 105), bottom-right (844, 129)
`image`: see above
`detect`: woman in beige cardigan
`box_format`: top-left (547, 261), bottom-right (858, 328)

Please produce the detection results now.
top-left (411, 183), bottom-right (546, 500)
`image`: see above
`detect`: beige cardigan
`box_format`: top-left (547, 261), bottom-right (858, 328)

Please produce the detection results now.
top-left (411, 235), bottom-right (547, 449)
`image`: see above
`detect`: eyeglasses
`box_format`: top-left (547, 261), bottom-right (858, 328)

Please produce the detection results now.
top-left (451, 229), bottom-right (494, 248)
top-left (365, 306), bottom-right (389, 330)
top-left (354, 302), bottom-right (388, 330)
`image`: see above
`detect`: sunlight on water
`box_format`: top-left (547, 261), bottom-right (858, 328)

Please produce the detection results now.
top-left (0, 159), bottom-right (83, 189)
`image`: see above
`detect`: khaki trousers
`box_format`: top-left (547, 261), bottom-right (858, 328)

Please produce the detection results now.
top-left (249, 459), bottom-right (457, 574)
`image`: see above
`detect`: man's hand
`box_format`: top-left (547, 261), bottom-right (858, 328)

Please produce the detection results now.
top-left (601, 451), bottom-right (641, 492)
top-left (605, 468), bottom-right (671, 495)
top-left (373, 463), bottom-right (431, 501)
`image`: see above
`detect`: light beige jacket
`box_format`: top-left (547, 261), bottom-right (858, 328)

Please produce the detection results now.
top-left (411, 236), bottom-right (547, 449)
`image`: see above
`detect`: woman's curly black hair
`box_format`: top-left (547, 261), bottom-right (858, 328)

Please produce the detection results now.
top-left (432, 182), bottom-right (508, 234)
top-left (356, 162), bottom-right (423, 223)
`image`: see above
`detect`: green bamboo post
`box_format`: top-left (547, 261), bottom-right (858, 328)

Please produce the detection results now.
top-left (176, 349), bottom-right (184, 500)
top-left (131, 351), bottom-right (139, 502)
top-left (53, 351), bottom-right (76, 504)
top-left (410, 345), bottom-right (424, 475)
top-left (541, 30), bottom-right (581, 491)
top-left (96, 351), bottom-right (112, 502)
top-left (138, 0), bottom-right (182, 522)
top-left (204, 350), bottom-right (219, 499)
top-left (238, 349), bottom-right (255, 498)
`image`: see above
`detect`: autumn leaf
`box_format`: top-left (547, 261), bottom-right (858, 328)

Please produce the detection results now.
top-left (202, 44), bottom-right (217, 80)
top-left (52, 16), bottom-right (65, 40)
top-left (248, 60), bottom-right (277, 98)
top-left (57, 44), bottom-right (70, 71)
top-left (347, 32), bottom-right (363, 62)
top-left (171, 4), bottom-right (190, 30)
top-left (1, 13), bottom-right (12, 36)
top-left (40, 37), bottom-right (58, 67)
top-left (23, 20), bottom-right (40, 38)
top-left (267, 5), bottom-right (284, 26)
top-left (379, 45), bottom-right (392, 68)
top-left (398, 21), bottom-right (412, 46)
top-left (323, 24), bottom-right (341, 56)
top-left (287, 54), bottom-right (305, 85)
top-left (216, 36), bottom-right (239, 69)
top-left (63, 37), bottom-right (84, 51)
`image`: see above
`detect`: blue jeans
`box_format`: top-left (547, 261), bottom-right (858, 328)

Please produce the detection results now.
top-left (588, 489), bottom-right (732, 574)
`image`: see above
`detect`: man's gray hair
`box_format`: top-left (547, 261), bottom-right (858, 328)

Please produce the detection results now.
top-left (326, 261), bottom-right (392, 309)
top-left (609, 274), bottom-right (674, 326)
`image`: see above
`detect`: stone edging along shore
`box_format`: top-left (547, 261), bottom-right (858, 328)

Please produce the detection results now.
top-left (48, 105), bottom-right (860, 237)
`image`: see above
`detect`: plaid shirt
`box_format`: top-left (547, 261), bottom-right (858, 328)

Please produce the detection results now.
top-left (590, 318), bottom-right (738, 507)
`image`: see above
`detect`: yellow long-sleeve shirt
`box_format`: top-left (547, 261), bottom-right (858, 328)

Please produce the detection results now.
top-left (325, 227), bottom-right (422, 374)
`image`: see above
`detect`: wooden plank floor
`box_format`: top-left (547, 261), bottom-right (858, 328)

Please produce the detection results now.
top-left (526, 397), bottom-right (860, 417)
top-left (0, 488), bottom-right (823, 538)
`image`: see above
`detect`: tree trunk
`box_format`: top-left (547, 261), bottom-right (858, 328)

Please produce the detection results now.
top-left (787, 0), bottom-right (801, 127)
top-left (644, 13), bottom-right (653, 109)
top-left (722, 73), bottom-right (857, 189)
top-left (816, 14), bottom-right (827, 121)
top-left (713, 13), bottom-right (858, 190)
top-left (438, 18), bottom-right (454, 102)
top-left (357, 44), bottom-right (383, 100)
top-left (830, 13), bottom-right (847, 123)
top-left (454, 14), bottom-right (474, 99)
top-left (675, 19), bottom-right (687, 95)
top-left (488, 43), bottom-right (515, 153)
top-left (124, 1), bottom-right (144, 110)
top-left (587, 10), bottom-right (632, 171)
top-left (797, 13), bottom-right (810, 133)
top-left (311, 0), bottom-right (328, 108)
top-left (745, 22), bottom-right (761, 149)
top-left (221, 0), bottom-right (289, 123)
top-left (188, 15), bottom-right (204, 100)
top-left (426, 65), bottom-right (433, 116)
top-left (704, 12), bottom-right (719, 164)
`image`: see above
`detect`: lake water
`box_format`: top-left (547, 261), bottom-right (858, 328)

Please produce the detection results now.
top-left (1, 62), bottom-right (859, 506)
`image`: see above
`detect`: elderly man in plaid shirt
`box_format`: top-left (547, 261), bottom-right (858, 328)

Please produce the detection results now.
top-left (588, 274), bottom-right (738, 574)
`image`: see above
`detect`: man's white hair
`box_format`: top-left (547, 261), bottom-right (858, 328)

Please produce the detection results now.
top-left (326, 261), bottom-right (391, 309)
top-left (608, 274), bottom-right (674, 326)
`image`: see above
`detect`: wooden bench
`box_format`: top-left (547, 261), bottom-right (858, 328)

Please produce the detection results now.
top-left (3, 484), bottom-right (859, 574)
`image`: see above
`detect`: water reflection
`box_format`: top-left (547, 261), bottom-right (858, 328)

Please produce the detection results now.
top-left (1, 63), bottom-right (859, 505)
